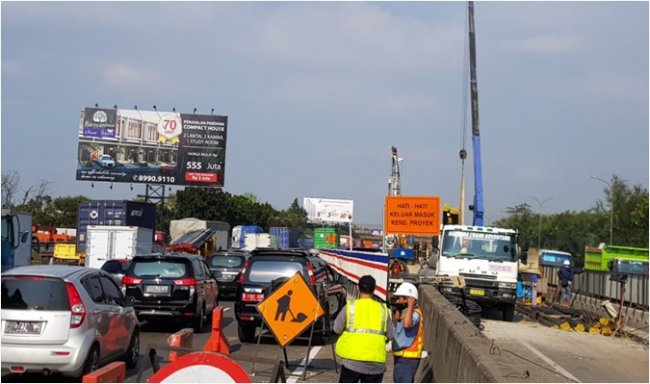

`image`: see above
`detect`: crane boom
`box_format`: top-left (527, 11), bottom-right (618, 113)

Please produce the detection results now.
top-left (468, 1), bottom-right (484, 226)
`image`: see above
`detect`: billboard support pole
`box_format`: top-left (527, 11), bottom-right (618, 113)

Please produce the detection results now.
top-left (138, 184), bottom-right (166, 231)
top-left (349, 221), bottom-right (352, 251)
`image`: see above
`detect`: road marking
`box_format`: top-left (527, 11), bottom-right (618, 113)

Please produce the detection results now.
top-left (519, 339), bottom-right (581, 382)
top-left (287, 346), bottom-right (322, 383)
top-left (222, 307), bottom-right (231, 312)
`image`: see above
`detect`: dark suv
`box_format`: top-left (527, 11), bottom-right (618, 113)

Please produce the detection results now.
top-left (121, 253), bottom-right (218, 332)
top-left (234, 249), bottom-right (347, 343)
top-left (207, 250), bottom-right (251, 299)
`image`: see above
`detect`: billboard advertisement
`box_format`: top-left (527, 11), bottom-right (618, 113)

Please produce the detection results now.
top-left (76, 107), bottom-right (227, 187)
top-left (303, 197), bottom-right (354, 224)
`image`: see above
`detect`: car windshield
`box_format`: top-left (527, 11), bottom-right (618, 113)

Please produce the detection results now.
top-left (101, 155), bottom-right (111, 159)
top-left (1, 276), bottom-right (70, 311)
top-left (131, 259), bottom-right (189, 278)
top-left (441, 230), bottom-right (515, 261)
top-left (209, 255), bottom-right (244, 268)
top-left (247, 260), bottom-right (305, 283)
top-left (540, 252), bottom-right (572, 267)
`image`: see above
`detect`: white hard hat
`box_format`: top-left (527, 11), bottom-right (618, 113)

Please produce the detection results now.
top-left (394, 282), bottom-right (418, 301)
top-left (563, 260), bottom-right (571, 266)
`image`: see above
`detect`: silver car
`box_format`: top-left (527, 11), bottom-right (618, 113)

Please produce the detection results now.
top-left (1, 265), bottom-right (140, 378)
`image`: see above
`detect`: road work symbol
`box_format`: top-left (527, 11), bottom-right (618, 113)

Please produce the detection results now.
top-left (257, 272), bottom-right (325, 347)
top-left (275, 290), bottom-right (308, 323)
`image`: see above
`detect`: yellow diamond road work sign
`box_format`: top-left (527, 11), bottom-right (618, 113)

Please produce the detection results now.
top-left (256, 272), bottom-right (325, 347)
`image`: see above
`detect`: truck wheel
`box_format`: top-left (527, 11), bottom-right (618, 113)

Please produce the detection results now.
top-left (503, 303), bottom-right (515, 322)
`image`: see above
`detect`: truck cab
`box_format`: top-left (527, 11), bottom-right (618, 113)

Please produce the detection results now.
top-left (433, 224), bottom-right (522, 321)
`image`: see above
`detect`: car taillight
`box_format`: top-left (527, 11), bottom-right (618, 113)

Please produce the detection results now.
top-left (238, 260), bottom-right (249, 284)
top-left (173, 278), bottom-right (196, 286)
top-left (307, 261), bottom-right (316, 286)
top-left (122, 276), bottom-right (143, 285)
top-left (242, 293), bottom-right (264, 302)
top-left (65, 282), bottom-right (86, 328)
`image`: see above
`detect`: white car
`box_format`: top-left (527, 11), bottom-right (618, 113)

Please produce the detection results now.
top-left (99, 154), bottom-right (115, 167)
top-left (1, 265), bottom-right (140, 378)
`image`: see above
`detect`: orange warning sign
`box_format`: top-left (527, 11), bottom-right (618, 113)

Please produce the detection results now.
top-left (385, 196), bottom-right (440, 235)
top-left (256, 272), bottom-right (325, 347)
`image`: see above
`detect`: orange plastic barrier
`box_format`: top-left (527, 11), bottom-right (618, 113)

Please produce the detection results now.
top-left (82, 361), bottom-right (125, 383)
top-left (167, 328), bottom-right (194, 362)
top-left (203, 306), bottom-right (230, 355)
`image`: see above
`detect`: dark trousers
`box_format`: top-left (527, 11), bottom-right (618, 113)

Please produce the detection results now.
top-left (393, 356), bottom-right (420, 383)
top-left (339, 365), bottom-right (384, 383)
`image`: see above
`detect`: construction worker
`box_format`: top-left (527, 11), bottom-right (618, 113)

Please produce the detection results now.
top-left (334, 275), bottom-right (394, 383)
top-left (557, 260), bottom-right (583, 306)
top-left (391, 282), bottom-right (424, 383)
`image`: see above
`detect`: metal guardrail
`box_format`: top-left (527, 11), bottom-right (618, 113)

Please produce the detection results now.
top-left (542, 266), bottom-right (648, 308)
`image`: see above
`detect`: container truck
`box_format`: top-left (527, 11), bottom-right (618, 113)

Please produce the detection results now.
top-left (77, 200), bottom-right (156, 254)
top-left (269, 227), bottom-right (299, 249)
top-left (231, 225), bottom-right (263, 249)
top-left (1, 208), bottom-right (32, 272)
top-left (84, 225), bottom-right (154, 269)
top-left (243, 233), bottom-right (277, 251)
top-left (314, 228), bottom-right (339, 249)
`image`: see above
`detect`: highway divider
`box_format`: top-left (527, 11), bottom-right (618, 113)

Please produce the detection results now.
top-left (415, 284), bottom-right (571, 383)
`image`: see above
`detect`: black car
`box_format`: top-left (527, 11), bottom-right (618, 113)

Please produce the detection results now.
top-left (100, 259), bottom-right (131, 285)
top-left (121, 253), bottom-right (219, 332)
top-left (234, 249), bottom-right (347, 343)
top-left (207, 250), bottom-right (251, 299)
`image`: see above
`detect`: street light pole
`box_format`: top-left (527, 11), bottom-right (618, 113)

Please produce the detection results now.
top-left (527, 196), bottom-right (553, 249)
top-left (591, 175), bottom-right (613, 245)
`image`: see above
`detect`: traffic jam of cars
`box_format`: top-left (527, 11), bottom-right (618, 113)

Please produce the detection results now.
top-left (0, 246), bottom-right (349, 380)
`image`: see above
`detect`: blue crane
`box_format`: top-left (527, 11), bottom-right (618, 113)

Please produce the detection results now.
top-left (468, 1), bottom-right (484, 226)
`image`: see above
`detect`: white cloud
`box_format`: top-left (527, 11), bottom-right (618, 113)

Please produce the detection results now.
top-left (101, 64), bottom-right (168, 93)
top-left (509, 35), bottom-right (583, 53)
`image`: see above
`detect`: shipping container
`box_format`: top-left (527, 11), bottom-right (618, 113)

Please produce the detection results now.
top-left (76, 200), bottom-right (156, 253)
top-left (170, 218), bottom-right (231, 251)
top-left (584, 245), bottom-right (649, 272)
top-left (314, 228), bottom-right (339, 249)
top-left (269, 227), bottom-right (299, 249)
top-left (231, 225), bottom-right (263, 249)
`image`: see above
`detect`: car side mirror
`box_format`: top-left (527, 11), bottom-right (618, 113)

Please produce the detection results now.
top-left (124, 295), bottom-right (135, 308)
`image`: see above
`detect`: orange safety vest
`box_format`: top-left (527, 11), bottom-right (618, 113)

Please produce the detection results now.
top-left (393, 307), bottom-right (424, 359)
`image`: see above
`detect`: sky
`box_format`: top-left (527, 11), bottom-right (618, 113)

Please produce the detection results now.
top-left (2, 1), bottom-right (648, 227)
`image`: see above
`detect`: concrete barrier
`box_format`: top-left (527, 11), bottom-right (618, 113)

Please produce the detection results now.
top-left (415, 285), bottom-right (571, 383)
top-left (167, 328), bottom-right (194, 362)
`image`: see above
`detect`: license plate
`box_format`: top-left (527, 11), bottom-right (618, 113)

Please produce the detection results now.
top-left (145, 285), bottom-right (169, 294)
top-left (469, 288), bottom-right (485, 296)
top-left (5, 321), bottom-right (43, 335)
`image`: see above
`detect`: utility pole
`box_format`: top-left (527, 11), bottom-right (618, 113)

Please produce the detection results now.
top-left (591, 175), bottom-right (613, 245)
top-left (527, 196), bottom-right (553, 249)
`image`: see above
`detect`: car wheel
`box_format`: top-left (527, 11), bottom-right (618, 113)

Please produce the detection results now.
top-left (193, 305), bottom-right (205, 333)
top-left (238, 323), bottom-right (256, 343)
top-left (82, 345), bottom-right (100, 376)
top-left (124, 328), bottom-right (140, 368)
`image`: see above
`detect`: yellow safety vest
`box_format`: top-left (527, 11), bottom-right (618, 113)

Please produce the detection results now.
top-left (393, 307), bottom-right (424, 359)
top-left (335, 298), bottom-right (390, 363)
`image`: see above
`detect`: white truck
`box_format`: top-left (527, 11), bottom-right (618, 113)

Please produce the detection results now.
top-left (84, 225), bottom-right (153, 269)
top-left (432, 224), bottom-right (523, 321)
top-left (243, 233), bottom-right (277, 251)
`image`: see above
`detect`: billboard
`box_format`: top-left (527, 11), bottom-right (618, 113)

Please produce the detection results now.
top-left (303, 197), bottom-right (354, 224)
top-left (76, 107), bottom-right (227, 187)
